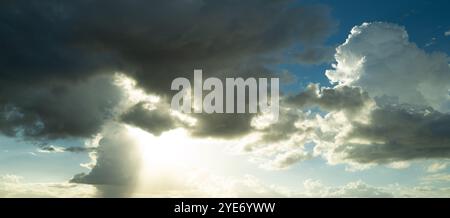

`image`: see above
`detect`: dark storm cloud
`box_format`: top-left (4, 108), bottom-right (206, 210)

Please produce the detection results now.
top-left (120, 102), bottom-right (177, 136)
top-left (191, 113), bottom-right (255, 138)
top-left (0, 75), bottom-right (123, 139)
top-left (287, 84), bottom-right (372, 114)
top-left (0, 0), bottom-right (336, 140)
top-left (345, 102), bottom-right (450, 164)
top-left (0, 1), bottom-right (117, 84)
top-left (1, 0), bottom-right (336, 91)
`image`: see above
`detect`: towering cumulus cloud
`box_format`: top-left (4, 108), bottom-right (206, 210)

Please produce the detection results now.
top-left (323, 23), bottom-right (450, 165)
top-left (252, 22), bottom-right (450, 170)
top-left (70, 124), bottom-right (142, 197)
top-left (326, 23), bottom-right (450, 111)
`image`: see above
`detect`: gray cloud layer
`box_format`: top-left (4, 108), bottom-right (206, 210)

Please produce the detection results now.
top-left (120, 102), bottom-right (178, 136)
top-left (0, 75), bottom-right (122, 139)
top-left (288, 84), bottom-right (373, 115)
top-left (0, 0), bottom-right (336, 140)
top-left (346, 101), bottom-right (450, 164)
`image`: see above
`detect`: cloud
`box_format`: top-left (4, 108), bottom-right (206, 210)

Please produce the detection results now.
top-left (427, 162), bottom-right (448, 173)
top-left (326, 22), bottom-right (450, 111)
top-left (0, 0), bottom-right (336, 141)
top-left (422, 173), bottom-right (450, 182)
top-left (267, 149), bottom-right (313, 170)
top-left (242, 22), bottom-right (450, 170)
top-left (37, 145), bottom-right (94, 153)
top-left (344, 103), bottom-right (450, 164)
top-left (134, 170), bottom-right (291, 198)
top-left (287, 84), bottom-right (374, 115)
top-left (0, 174), bottom-right (96, 197)
top-left (320, 23), bottom-right (450, 165)
top-left (5, 1), bottom-right (450, 198)
top-left (0, 1), bottom-right (337, 187)
top-left (191, 174), bottom-right (290, 198)
top-left (120, 102), bottom-right (178, 136)
top-left (237, 107), bottom-right (316, 170)
top-left (70, 124), bottom-right (142, 197)
top-left (37, 145), bottom-right (65, 153)
top-left (192, 113), bottom-right (257, 138)
top-left (68, 0), bottom-right (335, 94)
top-left (239, 84), bottom-right (374, 170)
top-left (0, 75), bottom-right (123, 140)
top-left (445, 30), bottom-right (450, 36)
top-left (5, 172), bottom-right (450, 198)
top-left (301, 178), bottom-right (450, 198)
top-left (302, 179), bottom-right (393, 198)
top-left (386, 161), bottom-right (411, 170)
top-left (393, 185), bottom-right (450, 198)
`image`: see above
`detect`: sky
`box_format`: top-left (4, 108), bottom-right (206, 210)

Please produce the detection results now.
top-left (0, 0), bottom-right (450, 197)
